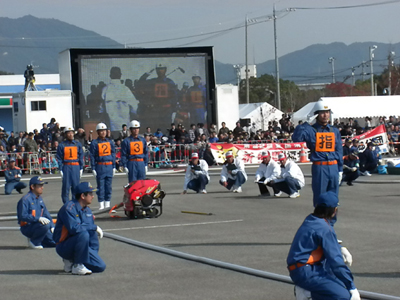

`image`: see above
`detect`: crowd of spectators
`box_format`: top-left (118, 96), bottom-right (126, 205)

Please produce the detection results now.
top-left (1, 114), bottom-right (399, 173)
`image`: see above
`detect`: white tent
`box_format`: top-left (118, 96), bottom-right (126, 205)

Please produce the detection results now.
top-left (292, 96), bottom-right (400, 126)
top-left (239, 102), bottom-right (283, 131)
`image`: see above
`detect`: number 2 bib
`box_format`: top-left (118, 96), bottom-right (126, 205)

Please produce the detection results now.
top-left (98, 142), bottom-right (111, 157)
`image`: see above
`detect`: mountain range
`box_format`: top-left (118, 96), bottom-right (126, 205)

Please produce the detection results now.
top-left (0, 15), bottom-right (398, 85)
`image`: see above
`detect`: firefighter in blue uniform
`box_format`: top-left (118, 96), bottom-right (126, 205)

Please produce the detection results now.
top-left (53, 182), bottom-right (105, 275)
top-left (187, 74), bottom-right (207, 124)
top-left (292, 100), bottom-right (343, 208)
top-left (287, 192), bottom-right (360, 300)
top-left (136, 64), bottom-right (178, 125)
top-left (343, 138), bottom-right (352, 160)
top-left (5, 157), bottom-right (27, 195)
top-left (342, 150), bottom-right (360, 186)
top-left (121, 120), bottom-right (148, 182)
top-left (56, 126), bottom-right (84, 203)
top-left (89, 123), bottom-right (116, 210)
top-left (17, 176), bottom-right (55, 249)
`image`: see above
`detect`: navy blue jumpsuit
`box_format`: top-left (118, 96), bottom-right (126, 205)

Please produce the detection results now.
top-left (292, 122), bottom-right (343, 206)
top-left (121, 135), bottom-right (148, 182)
top-left (56, 140), bottom-right (84, 203)
top-left (17, 191), bottom-right (55, 247)
top-left (287, 214), bottom-right (356, 300)
top-left (53, 199), bottom-right (106, 272)
top-left (89, 138), bottom-right (116, 204)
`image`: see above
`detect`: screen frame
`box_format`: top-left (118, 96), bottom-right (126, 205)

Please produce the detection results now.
top-left (66, 47), bottom-right (216, 138)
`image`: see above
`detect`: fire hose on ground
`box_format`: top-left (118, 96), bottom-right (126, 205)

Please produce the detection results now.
top-left (0, 224), bottom-right (398, 300)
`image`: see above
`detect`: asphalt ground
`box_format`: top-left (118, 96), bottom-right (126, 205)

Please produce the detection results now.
top-left (0, 165), bottom-right (400, 300)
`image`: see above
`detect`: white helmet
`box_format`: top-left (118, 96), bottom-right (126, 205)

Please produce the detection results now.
top-left (96, 123), bottom-right (107, 131)
top-left (313, 99), bottom-right (333, 115)
top-left (129, 120), bottom-right (140, 129)
top-left (63, 126), bottom-right (74, 133)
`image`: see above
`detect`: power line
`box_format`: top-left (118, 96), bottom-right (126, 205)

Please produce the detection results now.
top-left (292, 0), bottom-right (400, 10)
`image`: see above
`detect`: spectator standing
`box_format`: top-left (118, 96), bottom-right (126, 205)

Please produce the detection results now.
top-left (218, 122), bottom-right (230, 136)
top-left (7, 131), bottom-right (17, 149)
top-left (232, 121), bottom-right (244, 139)
top-left (24, 132), bottom-right (38, 153)
top-left (119, 124), bottom-right (129, 140)
top-left (74, 128), bottom-right (87, 148)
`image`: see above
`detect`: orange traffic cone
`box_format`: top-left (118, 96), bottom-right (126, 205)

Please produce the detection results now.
top-left (299, 147), bottom-right (309, 163)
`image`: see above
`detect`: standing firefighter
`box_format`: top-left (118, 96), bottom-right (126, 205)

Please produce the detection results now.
top-left (121, 120), bottom-right (148, 182)
top-left (57, 126), bottom-right (84, 203)
top-left (292, 100), bottom-right (343, 211)
top-left (89, 123), bottom-right (116, 210)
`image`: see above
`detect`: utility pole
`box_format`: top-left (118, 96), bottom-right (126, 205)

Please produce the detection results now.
top-left (245, 15), bottom-right (249, 104)
top-left (369, 45), bottom-right (377, 96)
top-left (328, 57), bottom-right (335, 83)
top-left (361, 61), bottom-right (366, 81)
top-left (351, 67), bottom-right (355, 87)
top-left (388, 51), bottom-right (395, 95)
top-left (273, 4), bottom-right (281, 110)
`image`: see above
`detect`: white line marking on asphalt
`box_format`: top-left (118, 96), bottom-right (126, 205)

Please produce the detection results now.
top-left (104, 219), bottom-right (243, 232)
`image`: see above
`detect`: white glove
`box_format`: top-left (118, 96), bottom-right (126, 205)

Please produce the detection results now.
top-left (338, 171), bottom-right (343, 185)
top-left (38, 217), bottom-right (50, 225)
top-left (124, 167), bottom-right (129, 174)
top-left (96, 226), bottom-right (103, 239)
top-left (341, 247), bottom-right (353, 267)
top-left (194, 170), bottom-right (203, 176)
top-left (17, 174), bottom-right (22, 178)
top-left (263, 179), bottom-right (269, 185)
top-left (60, 171), bottom-right (63, 178)
top-left (306, 113), bottom-right (318, 124)
top-left (50, 227), bottom-right (54, 233)
top-left (113, 168), bottom-right (116, 177)
top-left (254, 176), bottom-right (260, 183)
top-left (351, 167), bottom-right (357, 172)
top-left (231, 169), bottom-right (238, 175)
top-left (349, 289), bottom-right (361, 300)
top-left (145, 166), bottom-right (148, 174)
top-left (80, 169), bottom-right (83, 178)
top-left (92, 170), bottom-right (97, 178)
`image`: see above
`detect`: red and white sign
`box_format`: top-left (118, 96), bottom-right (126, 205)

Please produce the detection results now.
top-left (350, 124), bottom-right (389, 153)
top-left (210, 142), bottom-right (308, 164)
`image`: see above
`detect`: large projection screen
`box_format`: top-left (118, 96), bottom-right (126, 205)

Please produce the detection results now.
top-left (65, 48), bottom-right (215, 139)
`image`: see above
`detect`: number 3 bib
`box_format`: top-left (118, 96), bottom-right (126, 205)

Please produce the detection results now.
top-left (130, 141), bottom-right (143, 155)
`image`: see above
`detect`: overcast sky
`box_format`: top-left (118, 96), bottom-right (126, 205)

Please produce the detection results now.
top-left (2, 0), bottom-right (400, 64)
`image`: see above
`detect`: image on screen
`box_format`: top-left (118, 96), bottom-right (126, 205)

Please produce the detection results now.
top-left (78, 54), bottom-right (210, 138)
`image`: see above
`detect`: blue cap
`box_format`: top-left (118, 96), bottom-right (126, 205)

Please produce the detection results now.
top-left (316, 191), bottom-right (339, 208)
top-left (29, 176), bottom-right (48, 186)
top-left (8, 157), bottom-right (16, 162)
top-left (75, 182), bottom-right (97, 195)
top-left (345, 138), bottom-right (352, 143)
